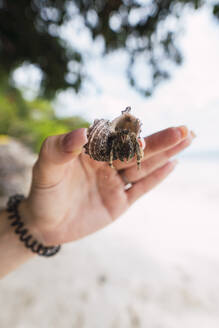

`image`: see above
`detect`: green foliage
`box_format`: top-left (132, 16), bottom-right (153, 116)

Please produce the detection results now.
top-left (0, 0), bottom-right (219, 98)
top-left (0, 86), bottom-right (89, 153)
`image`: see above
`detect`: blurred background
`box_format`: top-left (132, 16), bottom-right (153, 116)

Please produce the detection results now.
top-left (0, 0), bottom-right (219, 327)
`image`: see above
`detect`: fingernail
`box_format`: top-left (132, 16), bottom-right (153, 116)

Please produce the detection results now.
top-left (62, 128), bottom-right (87, 153)
top-left (190, 130), bottom-right (196, 138)
top-left (63, 132), bottom-right (72, 148)
top-left (178, 126), bottom-right (189, 138)
top-left (186, 130), bottom-right (196, 142)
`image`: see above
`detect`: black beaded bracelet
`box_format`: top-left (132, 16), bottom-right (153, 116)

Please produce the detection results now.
top-left (6, 194), bottom-right (61, 257)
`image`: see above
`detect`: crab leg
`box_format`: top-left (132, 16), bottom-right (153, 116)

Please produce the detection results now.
top-left (136, 139), bottom-right (144, 169)
top-left (109, 141), bottom-right (114, 168)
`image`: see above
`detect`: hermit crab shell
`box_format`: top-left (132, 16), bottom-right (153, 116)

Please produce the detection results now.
top-left (84, 118), bottom-right (112, 161)
top-left (84, 107), bottom-right (143, 165)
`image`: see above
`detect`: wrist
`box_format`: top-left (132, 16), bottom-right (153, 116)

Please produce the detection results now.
top-left (6, 195), bottom-right (61, 256)
top-left (18, 199), bottom-right (46, 244)
top-left (19, 198), bottom-right (61, 247)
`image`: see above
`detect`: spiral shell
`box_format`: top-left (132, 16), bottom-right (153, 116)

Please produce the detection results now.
top-left (84, 107), bottom-right (144, 168)
top-left (84, 119), bottom-right (112, 161)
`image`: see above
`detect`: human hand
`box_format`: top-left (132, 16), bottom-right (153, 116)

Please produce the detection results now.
top-left (20, 126), bottom-right (195, 246)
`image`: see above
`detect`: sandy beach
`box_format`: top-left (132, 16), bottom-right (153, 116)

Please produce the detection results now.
top-left (1, 159), bottom-right (219, 328)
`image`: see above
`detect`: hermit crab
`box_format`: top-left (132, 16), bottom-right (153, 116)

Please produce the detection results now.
top-left (84, 107), bottom-right (144, 168)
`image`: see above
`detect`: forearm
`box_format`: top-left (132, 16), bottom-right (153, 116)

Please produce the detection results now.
top-left (0, 205), bottom-right (36, 279)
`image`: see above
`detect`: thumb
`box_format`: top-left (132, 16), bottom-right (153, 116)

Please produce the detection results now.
top-left (32, 128), bottom-right (87, 187)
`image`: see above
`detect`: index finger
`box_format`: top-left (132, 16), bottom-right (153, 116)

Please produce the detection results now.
top-left (114, 125), bottom-right (188, 170)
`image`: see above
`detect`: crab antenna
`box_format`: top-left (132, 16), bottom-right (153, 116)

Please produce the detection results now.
top-left (122, 106), bottom-right (131, 114)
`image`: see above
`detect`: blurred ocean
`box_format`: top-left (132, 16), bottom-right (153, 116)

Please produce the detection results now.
top-left (1, 157), bottom-right (219, 328)
top-left (181, 151), bottom-right (219, 161)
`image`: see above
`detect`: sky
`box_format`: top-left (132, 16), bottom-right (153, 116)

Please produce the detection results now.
top-left (13, 6), bottom-right (219, 155)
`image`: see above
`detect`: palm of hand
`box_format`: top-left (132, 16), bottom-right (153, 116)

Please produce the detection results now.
top-left (29, 153), bottom-right (128, 245)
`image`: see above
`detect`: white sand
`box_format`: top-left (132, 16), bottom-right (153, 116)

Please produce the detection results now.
top-left (1, 159), bottom-right (219, 328)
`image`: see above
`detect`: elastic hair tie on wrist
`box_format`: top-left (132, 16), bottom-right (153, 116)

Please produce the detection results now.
top-left (6, 194), bottom-right (61, 257)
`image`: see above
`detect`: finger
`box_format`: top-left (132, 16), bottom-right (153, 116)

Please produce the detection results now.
top-left (32, 128), bottom-right (87, 188)
top-left (127, 160), bottom-right (178, 205)
top-left (115, 125), bottom-right (188, 170)
top-left (144, 125), bottom-right (188, 156)
top-left (120, 131), bottom-right (194, 183)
